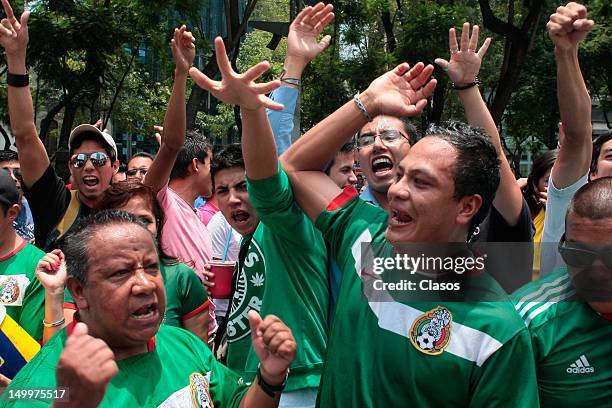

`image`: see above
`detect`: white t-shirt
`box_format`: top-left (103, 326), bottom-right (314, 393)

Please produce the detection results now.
top-left (540, 172), bottom-right (588, 276)
top-left (208, 211), bottom-right (242, 262)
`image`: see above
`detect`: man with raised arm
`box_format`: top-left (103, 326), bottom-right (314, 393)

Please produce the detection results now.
top-left (435, 24), bottom-right (534, 291)
top-left (280, 23), bottom-right (537, 406)
top-left (0, 0), bottom-right (119, 251)
top-left (540, 2), bottom-right (595, 275)
top-left (190, 5), bottom-right (334, 406)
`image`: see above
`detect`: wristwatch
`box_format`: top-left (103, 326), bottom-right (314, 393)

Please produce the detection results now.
top-left (256, 366), bottom-right (288, 398)
top-left (279, 69), bottom-right (301, 87)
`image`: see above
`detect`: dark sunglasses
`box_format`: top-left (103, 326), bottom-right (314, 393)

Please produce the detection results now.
top-left (1, 167), bottom-right (22, 179)
top-left (558, 234), bottom-right (612, 269)
top-left (357, 130), bottom-right (409, 148)
top-left (70, 152), bottom-right (109, 168)
top-left (126, 168), bottom-right (148, 177)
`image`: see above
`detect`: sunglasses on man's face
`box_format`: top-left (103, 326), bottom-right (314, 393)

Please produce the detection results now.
top-left (126, 168), bottom-right (148, 177)
top-left (70, 152), bottom-right (110, 168)
top-left (357, 129), bottom-right (409, 148)
top-left (558, 234), bottom-right (612, 269)
top-left (1, 167), bottom-right (22, 179)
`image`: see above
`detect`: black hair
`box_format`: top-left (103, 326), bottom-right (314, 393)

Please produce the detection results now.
top-left (523, 149), bottom-right (558, 216)
top-left (424, 121), bottom-right (501, 236)
top-left (567, 177), bottom-right (612, 221)
top-left (170, 130), bottom-right (212, 180)
top-left (63, 210), bottom-right (155, 285)
top-left (590, 132), bottom-right (612, 179)
top-left (0, 150), bottom-right (18, 164)
top-left (70, 132), bottom-right (117, 162)
top-left (325, 138), bottom-right (358, 175)
top-left (129, 152), bottom-right (155, 162)
top-left (211, 144), bottom-right (244, 178)
top-left (401, 118), bottom-right (420, 145)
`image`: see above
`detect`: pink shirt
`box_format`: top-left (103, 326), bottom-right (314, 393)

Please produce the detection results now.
top-left (157, 186), bottom-right (213, 279)
top-left (158, 185), bottom-right (217, 336)
top-left (197, 200), bottom-right (219, 226)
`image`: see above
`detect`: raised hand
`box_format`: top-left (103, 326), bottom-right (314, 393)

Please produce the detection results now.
top-left (189, 37), bottom-right (283, 111)
top-left (0, 0), bottom-right (29, 59)
top-left (363, 62), bottom-right (437, 119)
top-left (287, 2), bottom-right (334, 66)
top-left (56, 323), bottom-right (118, 408)
top-left (248, 310), bottom-right (296, 383)
top-left (172, 25), bottom-right (196, 75)
top-left (547, 2), bottom-right (594, 51)
top-left (434, 23), bottom-right (491, 86)
top-left (35, 249), bottom-right (67, 298)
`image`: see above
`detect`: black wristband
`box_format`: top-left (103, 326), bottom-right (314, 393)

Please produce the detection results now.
top-left (452, 77), bottom-right (480, 90)
top-left (256, 367), bottom-right (287, 398)
top-left (7, 72), bottom-right (29, 87)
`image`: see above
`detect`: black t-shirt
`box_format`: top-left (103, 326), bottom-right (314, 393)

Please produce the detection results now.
top-left (23, 165), bottom-right (91, 251)
top-left (470, 199), bottom-right (534, 293)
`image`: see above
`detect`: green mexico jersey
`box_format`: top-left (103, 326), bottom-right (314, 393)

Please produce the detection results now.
top-left (513, 269), bottom-right (612, 407)
top-left (1, 324), bottom-right (248, 407)
top-left (64, 261), bottom-right (209, 329)
top-left (314, 189), bottom-right (539, 407)
top-left (0, 241), bottom-right (45, 341)
top-left (225, 165), bottom-right (329, 391)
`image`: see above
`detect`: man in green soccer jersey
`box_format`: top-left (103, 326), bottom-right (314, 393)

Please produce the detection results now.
top-left (277, 27), bottom-right (538, 408)
top-left (514, 178), bottom-right (612, 407)
top-left (2, 211), bottom-right (297, 407)
top-left (0, 169), bottom-right (45, 343)
top-left (189, 5), bottom-right (334, 406)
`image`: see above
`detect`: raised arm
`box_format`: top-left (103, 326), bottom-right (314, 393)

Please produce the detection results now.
top-left (189, 37), bottom-right (282, 180)
top-left (547, 2), bottom-right (594, 189)
top-left (281, 62), bottom-right (436, 176)
top-left (435, 23), bottom-right (523, 225)
top-left (144, 26), bottom-right (195, 193)
top-left (268, 2), bottom-right (334, 155)
top-left (281, 63), bottom-right (436, 221)
top-left (0, 0), bottom-right (49, 188)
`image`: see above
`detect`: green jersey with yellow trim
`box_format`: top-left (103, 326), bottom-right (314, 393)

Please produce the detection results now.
top-left (1, 324), bottom-right (248, 408)
top-left (0, 241), bottom-right (45, 341)
top-left (225, 166), bottom-right (329, 392)
top-left (513, 269), bottom-right (612, 407)
top-left (314, 188), bottom-right (539, 407)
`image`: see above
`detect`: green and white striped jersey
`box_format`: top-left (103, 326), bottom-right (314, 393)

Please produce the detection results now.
top-left (315, 189), bottom-right (539, 407)
top-left (513, 269), bottom-right (612, 407)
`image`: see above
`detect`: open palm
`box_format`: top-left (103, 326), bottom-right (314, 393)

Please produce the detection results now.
top-left (435, 23), bottom-right (491, 85)
top-left (189, 37), bottom-right (282, 111)
top-left (366, 62), bottom-right (437, 118)
top-left (286, 3), bottom-right (334, 64)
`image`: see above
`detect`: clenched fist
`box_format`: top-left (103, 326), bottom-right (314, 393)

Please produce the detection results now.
top-left (55, 323), bottom-right (118, 408)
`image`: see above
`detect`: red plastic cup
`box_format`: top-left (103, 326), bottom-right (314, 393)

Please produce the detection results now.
top-left (208, 261), bottom-right (235, 299)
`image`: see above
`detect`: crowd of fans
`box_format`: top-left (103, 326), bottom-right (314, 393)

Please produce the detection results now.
top-left (0, 1), bottom-right (610, 407)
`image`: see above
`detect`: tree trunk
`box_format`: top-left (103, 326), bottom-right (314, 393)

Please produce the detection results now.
top-left (54, 102), bottom-right (78, 180)
top-left (430, 85), bottom-right (446, 124)
top-left (186, 0), bottom-right (259, 130)
top-left (479, 0), bottom-right (545, 124)
top-left (381, 5), bottom-right (396, 53)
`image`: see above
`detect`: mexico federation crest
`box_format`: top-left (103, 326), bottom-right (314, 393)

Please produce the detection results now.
top-left (0, 277), bottom-right (20, 304)
top-left (409, 306), bottom-right (452, 355)
top-left (189, 372), bottom-right (214, 408)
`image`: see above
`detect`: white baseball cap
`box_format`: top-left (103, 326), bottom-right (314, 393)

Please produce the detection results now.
top-left (68, 124), bottom-right (118, 159)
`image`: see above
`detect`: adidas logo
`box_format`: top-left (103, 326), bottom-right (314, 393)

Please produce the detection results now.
top-left (566, 355), bottom-right (595, 374)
